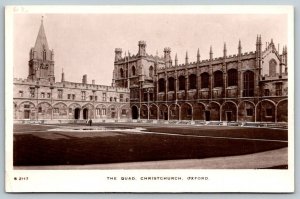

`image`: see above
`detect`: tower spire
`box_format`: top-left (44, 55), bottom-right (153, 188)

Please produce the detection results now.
top-left (175, 53), bottom-right (178, 66)
top-left (209, 46), bottom-right (213, 60)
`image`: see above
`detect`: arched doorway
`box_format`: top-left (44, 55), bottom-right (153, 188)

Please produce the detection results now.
top-left (132, 106), bottom-right (139, 119)
top-left (74, 108), bottom-right (80, 119)
top-left (83, 108), bottom-right (89, 119)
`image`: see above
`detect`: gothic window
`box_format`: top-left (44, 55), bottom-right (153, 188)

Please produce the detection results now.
top-left (95, 96), bottom-right (98, 101)
top-left (119, 94), bottom-right (124, 102)
top-left (38, 107), bottom-right (42, 113)
top-left (149, 66), bottom-right (154, 78)
top-left (264, 89), bottom-right (270, 96)
top-left (30, 88), bottom-right (35, 98)
top-left (214, 71), bottom-right (223, 87)
top-left (81, 91), bottom-right (86, 100)
top-left (201, 73), bottom-right (209, 88)
top-left (243, 70), bottom-right (254, 97)
top-left (158, 78), bottom-right (165, 92)
top-left (168, 77), bottom-right (175, 91)
top-left (47, 93), bottom-right (51, 98)
top-left (41, 92), bottom-right (45, 98)
top-left (227, 69), bottom-right (238, 86)
top-left (58, 90), bottom-right (63, 99)
top-left (189, 74), bottom-right (197, 90)
top-left (144, 93), bottom-right (148, 101)
top-left (72, 94), bottom-right (75, 100)
top-left (19, 91), bottom-right (23, 97)
top-left (90, 96), bottom-right (93, 101)
top-left (132, 66), bottom-right (136, 76)
top-left (102, 93), bottom-right (106, 101)
top-left (269, 59), bottom-right (277, 77)
top-left (110, 97), bottom-right (113, 102)
top-left (122, 109), bottom-right (127, 115)
top-left (96, 108), bottom-right (101, 115)
top-left (120, 68), bottom-right (124, 78)
top-left (178, 76), bottom-right (186, 90)
top-left (102, 108), bottom-right (106, 115)
top-left (276, 82), bottom-right (282, 96)
top-left (67, 94), bottom-right (71, 99)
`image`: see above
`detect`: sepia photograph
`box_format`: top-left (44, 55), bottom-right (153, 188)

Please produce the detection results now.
top-left (5, 5), bottom-right (294, 192)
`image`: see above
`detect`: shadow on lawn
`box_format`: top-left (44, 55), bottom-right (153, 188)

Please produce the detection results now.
top-left (14, 132), bottom-right (287, 167)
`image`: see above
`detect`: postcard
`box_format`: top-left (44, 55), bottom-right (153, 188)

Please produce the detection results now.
top-left (5, 5), bottom-right (294, 192)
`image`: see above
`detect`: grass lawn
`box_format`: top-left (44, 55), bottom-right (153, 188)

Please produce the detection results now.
top-left (13, 123), bottom-right (288, 167)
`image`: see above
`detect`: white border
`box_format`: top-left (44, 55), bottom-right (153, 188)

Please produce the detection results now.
top-left (5, 5), bottom-right (294, 192)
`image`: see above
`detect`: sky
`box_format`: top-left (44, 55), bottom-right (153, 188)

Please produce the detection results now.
top-left (13, 13), bottom-right (288, 85)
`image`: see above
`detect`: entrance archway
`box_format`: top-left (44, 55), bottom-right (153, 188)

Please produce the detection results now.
top-left (131, 106), bottom-right (139, 119)
top-left (83, 108), bottom-right (89, 119)
top-left (74, 108), bottom-right (80, 119)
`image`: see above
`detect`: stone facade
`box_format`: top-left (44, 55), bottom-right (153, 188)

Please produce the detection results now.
top-left (113, 37), bottom-right (288, 123)
top-left (13, 19), bottom-right (130, 122)
top-left (13, 19), bottom-right (288, 123)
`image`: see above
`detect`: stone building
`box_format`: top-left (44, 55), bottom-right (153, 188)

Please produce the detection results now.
top-left (13, 18), bottom-right (288, 123)
top-left (113, 37), bottom-right (288, 123)
top-left (13, 19), bottom-right (131, 122)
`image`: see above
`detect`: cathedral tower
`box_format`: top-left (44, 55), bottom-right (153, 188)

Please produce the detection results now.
top-left (28, 17), bottom-right (55, 82)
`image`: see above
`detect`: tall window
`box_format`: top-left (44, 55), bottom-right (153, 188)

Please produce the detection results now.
top-left (58, 90), bottom-right (63, 99)
top-left (201, 73), bottom-right (209, 88)
top-left (189, 74), bottom-right (197, 89)
top-left (243, 70), bottom-right (254, 97)
top-left (178, 76), bottom-right (186, 90)
top-left (30, 88), bottom-right (35, 98)
top-left (132, 66), bottom-right (136, 76)
top-left (269, 59), bottom-right (277, 77)
top-left (227, 69), bottom-right (238, 86)
top-left (81, 91), bottom-right (86, 100)
top-left (276, 83), bottom-right (282, 96)
top-left (120, 94), bottom-right (124, 102)
top-left (19, 91), bottom-right (23, 97)
top-left (168, 77), bottom-right (175, 91)
top-left (149, 66), bottom-right (154, 78)
top-left (214, 71), bottom-right (223, 87)
top-left (264, 89), bottom-right (270, 96)
top-left (96, 108), bottom-right (101, 115)
top-left (158, 78), bottom-right (165, 92)
top-left (120, 68), bottom-right (124, 78)
top-left (102, 93), bottom-right (106, 101)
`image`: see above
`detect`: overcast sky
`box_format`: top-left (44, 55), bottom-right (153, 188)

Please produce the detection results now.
top-left (13, 14), bottom-right (287, 85)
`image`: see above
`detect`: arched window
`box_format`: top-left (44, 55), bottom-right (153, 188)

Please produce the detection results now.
top-left (168, 77), bottom-right (175, 91)
top-left (214, 71), bottom-right (223, 87)
top-left (158, 78), bottom-right (165, 92)
top-left (201, 73), bottom-right (209, 88)
top-left (178, 76), bottom-right (186, 90)
top-left (227, 69), bottom-right (238, 86)
top-left (132, 66), bottom-right (136, 76)
top-left (149, 66), bottom-right (154, 78)
top-left (243, 70), bottom-right (254, 97)
top-left (269, 59), bottom-right (277, 77)
top-left (120, 68), bottom-right (124, 78)
top-left (189, 74), bottom-right (197, 89)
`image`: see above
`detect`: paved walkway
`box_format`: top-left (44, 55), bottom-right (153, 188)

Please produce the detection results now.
top-left (15, 147), bottom-right (287, 170)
